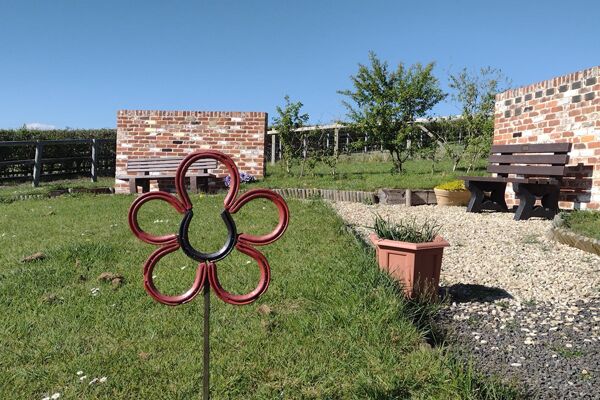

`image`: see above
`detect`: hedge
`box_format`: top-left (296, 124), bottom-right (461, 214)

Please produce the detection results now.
top-left (0, 128), bottom-right (116, 142)
top-left (0, 129), bottom-right (117, 181)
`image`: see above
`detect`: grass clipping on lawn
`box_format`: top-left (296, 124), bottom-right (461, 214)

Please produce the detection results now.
top-left (0, 194), bottom-right (516, 399)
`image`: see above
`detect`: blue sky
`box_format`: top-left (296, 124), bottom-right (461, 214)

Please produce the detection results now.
top-left (0, 0), bottom-right (598, 129)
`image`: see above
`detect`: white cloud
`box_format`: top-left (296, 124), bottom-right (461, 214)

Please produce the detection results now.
top-left (25, 122), bottom-right (57, 130)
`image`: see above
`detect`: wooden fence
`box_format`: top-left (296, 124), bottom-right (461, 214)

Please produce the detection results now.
top-left (266, 124), bottom-right (387, 164)
top-left (0, 138), bottom-right (116, 186)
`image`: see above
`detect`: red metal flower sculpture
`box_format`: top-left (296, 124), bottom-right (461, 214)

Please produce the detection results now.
top-left (127, 150), bottom-right (290, 306)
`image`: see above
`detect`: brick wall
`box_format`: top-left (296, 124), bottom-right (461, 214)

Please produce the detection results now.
top-left (114, 110), bottom-right (267, 194)
top-left (494, 66), bottom-right (600, 209)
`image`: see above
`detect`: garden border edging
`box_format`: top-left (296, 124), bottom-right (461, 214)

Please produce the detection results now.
top-left (547, 214), bottom-right (600, 256)
top-left (270, 188), bottom-right (437, 205)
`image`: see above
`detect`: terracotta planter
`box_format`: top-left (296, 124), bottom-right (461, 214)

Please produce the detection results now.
top-left (369, 233), bottom-right (449, 298)
top-left (433, 188), bottom-right (471, 206)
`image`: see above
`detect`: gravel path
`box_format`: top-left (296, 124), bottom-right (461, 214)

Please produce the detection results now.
top-left (331, 202), bottom-right (600, 398)
top-left (332, 202), bottom-right (600, 303)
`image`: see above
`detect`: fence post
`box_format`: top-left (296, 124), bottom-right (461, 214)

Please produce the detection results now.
top-left (91, 139), bottom-right (98, 182)
top-left (334, 128), bottom-right (339, 157)
top-left (270, 134), bottom-right (276, 165)
top-left (405, 189), bottom-right (412, 207)
top-left (364, 133), bottom-right (368, 153)
top-left (302, 135), bottom-right (307, 158)
top-left (32, 142), bottom-right (43, 187)
top-left (278, 139), bottom-right (282, 161)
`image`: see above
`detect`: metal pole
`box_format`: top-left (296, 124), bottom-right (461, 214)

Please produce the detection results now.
top-left (203, 282), bottom-right (210, 400)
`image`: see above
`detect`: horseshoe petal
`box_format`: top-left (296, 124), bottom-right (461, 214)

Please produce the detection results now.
top-left (208, 243), bottom-right (270, 305)
top-left (229, 189), bottom-right (290, 246)
top-left (175, 150), bottom-right (240, 210)
top-left (178, 209), bottom-right (237, 262)
top-left (128, 191), bottom-right (186, 245)
top-left (143, 242), bottom-right (207, 306)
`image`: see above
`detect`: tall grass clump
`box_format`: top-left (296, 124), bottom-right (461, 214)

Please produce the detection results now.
top-left (373, 214), bottom-right (441, 243)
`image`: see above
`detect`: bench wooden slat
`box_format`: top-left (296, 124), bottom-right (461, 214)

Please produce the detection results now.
top-left (128, 164), bottom-right (194, 170)
top-left (462, 176), bottom-right (560, 185)
top-left (128, 157), bottom-right (185, 163)
top-left (491, 143), bottom-right (572, 154)
top-left (488, 154), bottom-right (569, 165)
top-left (127, 167), bottom-right (214, 173)
top-left (488, 164), bottom-right (566, 176)
top-left (127, 159), bottom-right (217, 166)
top-left (127, 158), bottom-right (218, 173)
top-left (125, 173), bottom-right (213, 179)
top-left (128, 160), bottom-right (213, 166)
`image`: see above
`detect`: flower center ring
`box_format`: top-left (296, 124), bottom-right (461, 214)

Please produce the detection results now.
top-left (178, 209), bottom-right (237, 262)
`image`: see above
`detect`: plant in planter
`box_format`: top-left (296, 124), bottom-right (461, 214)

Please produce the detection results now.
top-left (434, 180), bottom-right (470, 206)
top-left (369, 215), bottom-right (449, 298)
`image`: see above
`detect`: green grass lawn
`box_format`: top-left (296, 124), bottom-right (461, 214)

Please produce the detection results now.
top-left (562, 210), bottom-right (600, 240)
top-left (0, 176), bottom-right (114, 202)
top-left (0, 194), bottom-right (517, 399)
top-left (258, 154), bottom-right (487, 191)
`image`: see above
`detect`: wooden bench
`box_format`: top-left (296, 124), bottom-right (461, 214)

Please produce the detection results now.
top-left (117, 157), bottom-right (217, 194)
top-left (462, 143), bottom-right (572, 220)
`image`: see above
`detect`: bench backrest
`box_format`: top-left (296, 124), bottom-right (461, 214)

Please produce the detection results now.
top-left (127, 157), bottom-right (218, 174)
top-left (487, 143), bottom-right (572, 178)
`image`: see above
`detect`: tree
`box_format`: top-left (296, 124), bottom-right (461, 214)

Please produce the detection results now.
top-left (339, 52), bottom-right (445, 172)
top-left (419, 117), bottom-right (465, 172)
top-left (271, 96), bottom-right (309, 176)
top-left (448, 67), bottom-right (510, 172)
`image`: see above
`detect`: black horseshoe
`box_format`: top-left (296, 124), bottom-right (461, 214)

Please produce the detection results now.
top-left (178, 209), bottom-right (237, 262)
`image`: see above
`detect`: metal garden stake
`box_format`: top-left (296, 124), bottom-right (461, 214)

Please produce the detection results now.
top-left (128, 150), bottom-right (290, 399)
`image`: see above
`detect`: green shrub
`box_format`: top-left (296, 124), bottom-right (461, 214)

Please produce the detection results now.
top-left (373, 214), bottom-right (441, 243)
top-left (0, 128), bottom-right (116, 142)
top-left (434, 180), bottom-right (466, 191)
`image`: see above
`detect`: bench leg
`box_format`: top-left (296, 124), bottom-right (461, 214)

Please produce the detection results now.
top-left (513, 183), bottom-right (559, 221)
top-left (541, 188), bottom-right (559, 216)
top-left (190, 176), bottom-right (198, 194)
top-left (465, 181), bottom-right (508, 213)
top-left (513, 183), bottom-right (536, 221)
top-left (128, 179), bottom-right (137, 194)
top-left (466, 182), bottom-right (485, 213)
top-left (490, 186), bottom-right (509, 211)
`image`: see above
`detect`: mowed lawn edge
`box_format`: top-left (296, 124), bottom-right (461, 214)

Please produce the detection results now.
top-left (0, 194), bottom-right (517, 399)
